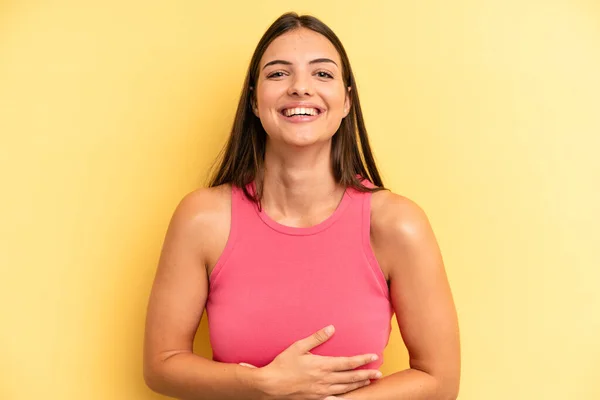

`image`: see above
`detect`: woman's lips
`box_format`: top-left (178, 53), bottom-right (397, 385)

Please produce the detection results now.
top-left (278, 110), bottom-right (325, 123)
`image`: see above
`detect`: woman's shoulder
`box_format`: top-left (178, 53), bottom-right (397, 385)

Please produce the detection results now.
top-left (170, 184), bottom-right (232, 231)
top-left (166, 184), bottom-right (233, 268)
top-left (369, 188), bottom-right (439, 282)
top-left (179, 183), bottom-right (231, 210)
top-left (370, 188), bottom-right (432, 242)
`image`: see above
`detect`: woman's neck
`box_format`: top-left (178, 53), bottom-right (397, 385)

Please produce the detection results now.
top-left (260, 142), bottom-right (345, 223)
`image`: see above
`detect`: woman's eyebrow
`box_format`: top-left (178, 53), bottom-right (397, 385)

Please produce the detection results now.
top-left (309, 58), bottom-right (338, 67)
top-left (262, 58), bottom-right (338, 70)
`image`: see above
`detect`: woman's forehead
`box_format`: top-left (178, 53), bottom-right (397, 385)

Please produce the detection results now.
top-left (260, 28), bottom-right (341, 67)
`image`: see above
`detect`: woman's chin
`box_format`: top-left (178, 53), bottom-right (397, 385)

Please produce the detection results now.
top-left (277, 132), bottom-right (333, 148)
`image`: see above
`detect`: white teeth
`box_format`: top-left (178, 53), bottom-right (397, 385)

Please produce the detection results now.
top-left (283, 107), bottom-right (319, 117)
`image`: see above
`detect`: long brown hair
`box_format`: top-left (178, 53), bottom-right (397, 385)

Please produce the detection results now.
top-left (208, 12), bottom-right (385, 203)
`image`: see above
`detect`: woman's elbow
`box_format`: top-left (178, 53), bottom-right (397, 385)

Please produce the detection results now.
top-left (436, 375), bottom-right (460, 400)
top-left (143, 358), bottom-right (165, 394)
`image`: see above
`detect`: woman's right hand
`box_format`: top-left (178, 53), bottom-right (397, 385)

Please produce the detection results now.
top-left (255, 325), bottom-right (383, 400)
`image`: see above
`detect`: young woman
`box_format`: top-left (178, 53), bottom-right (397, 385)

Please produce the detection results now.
top-left (144, 12), bottom-right (460, 400)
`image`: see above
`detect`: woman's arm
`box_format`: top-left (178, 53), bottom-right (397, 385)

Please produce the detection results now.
top-left (332, 192), bottom-right (461, 399)
top-left (143, 187), bottom-right (270, 400)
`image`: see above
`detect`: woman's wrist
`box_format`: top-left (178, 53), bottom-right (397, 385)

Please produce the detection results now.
top-left (236, 364), bottom-right (278, 399)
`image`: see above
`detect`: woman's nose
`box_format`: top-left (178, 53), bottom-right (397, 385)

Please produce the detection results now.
top-left (287, 74), bottom-right (314, 97)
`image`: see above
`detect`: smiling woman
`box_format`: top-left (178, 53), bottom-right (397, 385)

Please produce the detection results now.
top-left (143, 11), bottom-right (460, 400)
top-left (253, 33), bottom-right (350, 145)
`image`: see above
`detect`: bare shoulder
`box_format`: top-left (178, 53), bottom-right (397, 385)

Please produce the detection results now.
top-left (370, 189), bottom-right (432, 240)
top-left (370, 189), bottom-right (440, 281)
top-left (169, 184), bottom-right (232, 270)
top-left (174, 184), bottom-right (231, 223)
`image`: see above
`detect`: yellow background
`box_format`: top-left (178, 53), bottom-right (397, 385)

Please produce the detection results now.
top-left (1, 1), bottom-right (599, 399)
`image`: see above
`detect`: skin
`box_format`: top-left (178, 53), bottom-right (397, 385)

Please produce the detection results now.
top-left (144, 27), bottom-right (460, 400)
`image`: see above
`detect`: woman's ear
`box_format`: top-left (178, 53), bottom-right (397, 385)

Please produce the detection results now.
top-left (343, 86), bottom-right (352, 117)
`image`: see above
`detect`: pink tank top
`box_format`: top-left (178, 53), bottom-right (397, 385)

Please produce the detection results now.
top-left (206, 181), bottom-right (393, 370)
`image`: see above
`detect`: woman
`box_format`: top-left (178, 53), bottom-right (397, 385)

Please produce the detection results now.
top-left (143, 12), bottom-right (460, 400)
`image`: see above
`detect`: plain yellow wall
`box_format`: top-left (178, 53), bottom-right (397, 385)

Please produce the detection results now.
top-left (1, 1), bottom-right (599, 399)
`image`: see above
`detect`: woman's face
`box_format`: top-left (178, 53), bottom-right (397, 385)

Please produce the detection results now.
top-left (254, 28), bottom-right (350, 148)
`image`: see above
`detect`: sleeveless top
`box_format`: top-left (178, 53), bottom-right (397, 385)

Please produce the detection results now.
top-left (205, 180), bottom-right (393, 370)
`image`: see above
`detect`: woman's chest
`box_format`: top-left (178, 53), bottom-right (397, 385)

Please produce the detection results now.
top-left (206, 275), bottom-right (393, 368)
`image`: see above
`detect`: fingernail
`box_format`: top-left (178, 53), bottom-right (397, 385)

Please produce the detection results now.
top-left (325, 325), bottom-right (334, 335)
top-left (375, 371), bottom-right (383, 378)
top-left (371, 354), bottom-right (378, 361)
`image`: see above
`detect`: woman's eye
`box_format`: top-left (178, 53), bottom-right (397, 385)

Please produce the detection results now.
top-left (267, 71), bottom-right (285, 79)
top-left (316, 71), bottom-right (334, 79)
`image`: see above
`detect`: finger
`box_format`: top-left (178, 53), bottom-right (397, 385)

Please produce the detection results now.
top-left (328, 369), bottom-right (382, 384)
top-left (292, 325), bottom-right (335, 353)
top-left (239, 363), bottom-right (257, 368)
top-left (321, 353), bottom-right (379, 372)
top-left (327, 379), bottom-right (371, 396)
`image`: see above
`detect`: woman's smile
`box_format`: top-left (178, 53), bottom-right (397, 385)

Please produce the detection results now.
top-left (278, 103), bottom-right (326, 124)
